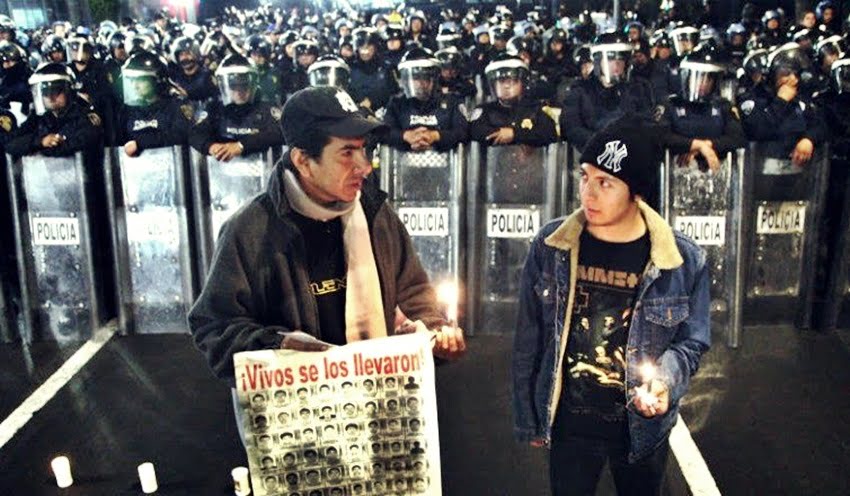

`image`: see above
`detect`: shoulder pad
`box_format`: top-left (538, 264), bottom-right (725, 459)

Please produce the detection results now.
top-left (87, 112), bottom-right (102, 127)
top-left (180, 104), bottom-right (195, 122)
top-left (469, 107), bottom-right (483, 122)
top-left (740, 100), bottom-right (755, 115)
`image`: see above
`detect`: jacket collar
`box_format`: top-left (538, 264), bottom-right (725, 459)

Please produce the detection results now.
top-left (268, 150), bottom-right (387, 224)
top-left (543, 200), bottom-right (684, 270)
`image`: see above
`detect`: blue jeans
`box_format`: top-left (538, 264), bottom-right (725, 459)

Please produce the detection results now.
top-left (549, 415), bottom-right (670, 496)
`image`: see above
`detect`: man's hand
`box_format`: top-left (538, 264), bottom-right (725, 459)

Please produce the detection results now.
top-left (633, 379), bottom-right (670, 418)
top-left (791, 137), bottom-right (814, 166)
top-left (692, 139), bottom-right (721, 172)
top-left (530, 438), bottom-right (547, 448)
top-left (432, 325), bottom-right (466, 361)
top-left (360, 97), bottom-right (372, 109)
top-left (776, 77), bottom-right (798, 102)
top-left (209, 142), bottom-right (243, 162)
top-left (280, 331), bottom-right (332, 352)
top-left (487, 126), bottom-right (515, 145)
top-left (40, 133), bottom-right (65, 148)
top-left (123, 140), bottom-right (139, 157)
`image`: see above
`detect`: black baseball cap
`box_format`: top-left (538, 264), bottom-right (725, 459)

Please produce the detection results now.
top-left (282, 86), bottom-right (386, 148)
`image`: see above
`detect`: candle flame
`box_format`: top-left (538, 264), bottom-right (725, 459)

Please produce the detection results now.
top-left (639, 362), bottom-right (657, 383)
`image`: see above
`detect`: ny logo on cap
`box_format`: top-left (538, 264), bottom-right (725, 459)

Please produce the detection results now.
top-left (597, 140), bottom-right (628, 173)
top-left (335, 90), bottom-right (359, 113)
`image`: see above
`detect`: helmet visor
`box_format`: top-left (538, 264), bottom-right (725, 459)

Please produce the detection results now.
top-left (400, 65), bottom-right (438, 100)
top-left (123, 71), bottom-right (159, 107)
top-left (487, 68), bottom-right (526, 103)
top-left (308, 66), bottom-right (350, 90)
top-left (31, 80), bottom-right (70, 115)
top-left (832, 61), bottom-right (850, 94)
top-left (218, 72), bottom-right (257, 105)
top-left (679, 62), bottom-right (722, 101)
top-left (592, 46), bottom-right (630, 87)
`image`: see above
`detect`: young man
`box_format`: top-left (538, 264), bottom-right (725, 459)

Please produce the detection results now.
top-left (188, 86), bottom-right (465, 381)
top-left (512, 116), bottom-right (710, 496)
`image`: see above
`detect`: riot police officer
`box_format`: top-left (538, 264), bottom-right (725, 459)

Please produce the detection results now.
top-left (736, 48), bottom-right (770, 102)
top-left (435, 47), bottom-right (476, 99)
top-left (189, 54), bottom-right (284, 161)
top-left (560, 33), bottom-right (656, 151)
top-left (349, 28), bottom-right (397, 111)
top-left (382, 48), bottom-right (468, 152)
top-left (758, 10), bottom-right (785, 48)
top-left (103, 31), bottom-right (128, 99)
top-left (658, 44), bottom-right (746, 172)
top-left (740, 43), bottom-right (826, 172)
top-left (383, 23), bottom-right (406, 74)
top-left (506, 35), bottom-right (554, 103)
top-left (0, 41), bottom-right (32, 110)
top-left (168, 36), bottom-right (217, 103)
top-left (723, 23), bottom-right (748, 70)
top-left (469, 54), bottom-right (557, 146)
top-left (307, 55), bottom-right (351, 91)
top-left (40, 35), bottom-right (67, 63)
top-left (6, 62), bottom-right (103, 158)
top-left (246, 34), bottom-right (283, 105)
top-left (115, 51), bottom-right (194, 155)
top-left (285, 39), bottom-right (319, 96)
top-left (68, 36), bottom-right (112, 111)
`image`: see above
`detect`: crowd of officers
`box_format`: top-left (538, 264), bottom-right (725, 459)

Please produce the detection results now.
top-left (0, 2), bottom-right (848, 200)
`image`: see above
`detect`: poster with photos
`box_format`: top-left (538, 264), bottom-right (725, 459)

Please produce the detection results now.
top-left (234, 332), bottom-right (441, 496)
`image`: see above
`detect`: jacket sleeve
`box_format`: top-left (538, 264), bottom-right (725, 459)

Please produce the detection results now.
top-left (5, 113), bottom-right (39, 157)
top-left (511, 232), bottom-right (546, 442)
top-left (657, 252), bottom-right (712, 406)
top-left (712, 103), bottom-right (747, 155)
top-left (238, 106), bottom-right (285, 155)
top-left (513, 108), bottom-right (557, 146)
top-left (468, 105), bottom-right (498, 142)
top-left (741, 96), bottom-right (789, 141)
top-left (802, 102), bottom-right (827, 146)
top-left (188, 106), bottom-right (218, 155)
top-left (657, 104), bottom-right (694, 155)
top-left (48, 110), bottom-right (102, 156)
top-left (434, 104), bottom-right (468, 151)
top-left (560, 88), bottom-right (593, 149)
top-left (382, 97), bottom-right (409, 149)
top-left (187, 218), bottom-right (288, 380)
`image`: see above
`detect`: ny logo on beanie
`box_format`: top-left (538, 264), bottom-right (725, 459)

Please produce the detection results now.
top-left (597, 140), bottom-right (628, 173)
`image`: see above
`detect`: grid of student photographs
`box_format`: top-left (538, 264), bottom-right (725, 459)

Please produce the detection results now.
top-left (248, 374), bottom-right (432, 495)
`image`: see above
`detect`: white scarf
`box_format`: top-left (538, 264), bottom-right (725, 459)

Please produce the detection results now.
top-left (283, 170), bottom-right (387, 341)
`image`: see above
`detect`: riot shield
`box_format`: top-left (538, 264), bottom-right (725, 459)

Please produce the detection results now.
top-left (661, 149), bottom-right (747, 347)
top-left (742, 142), bottom-right (829, 329)
top-left (1, 154), bottom-right (16, 342)
top-left (7, 153), bottom-right (103, 342)
top-left (105, 146), bottom-right (196, 334)
top-left (467, 142), bottom-right (560, 335)
top-left (820, 155), bottom-right (850, 330)
top-left (191, 149), bottom-right (276, 277)
top-left (380, 146), bottom-right (465, 302)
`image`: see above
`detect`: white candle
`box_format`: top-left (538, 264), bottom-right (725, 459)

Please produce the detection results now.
top-left (138, 462), bottom-right (158, 494)
top-left (51, 456), bottom-right (73, 488)
top-left (232, 466), bottom-right (251, 496)
top-left (436, 281), bottom-right (459, 325)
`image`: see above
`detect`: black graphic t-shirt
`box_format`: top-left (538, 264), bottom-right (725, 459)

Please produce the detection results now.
top-left (560, 228), bottom-right (650, 440)
top-left (291, 213), bottom-right (347, 345)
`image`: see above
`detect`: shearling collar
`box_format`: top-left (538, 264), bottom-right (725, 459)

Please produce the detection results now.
top-left (543, 200), bottom-right (684, 270)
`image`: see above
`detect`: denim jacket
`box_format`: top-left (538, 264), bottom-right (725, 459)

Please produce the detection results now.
top-left (511, 200), bottom-right (711, 462)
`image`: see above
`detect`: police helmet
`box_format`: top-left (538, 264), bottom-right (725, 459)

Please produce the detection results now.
top-left (28, 62), bottom-right (76, 115)
top-left (768, 42), bottom-right (815, 86)
top-left (246, 34), bottom-right (272, 60)
top-left (40, 35), bottom-right (68, 61)
top-left (484, 53), bottom-right (528, 104)
top-left (726, 23), bottom-right (747, 45)
top-left (121, 51), bottom-right (169, 107)
top-left (398, 47), bottom-right (439, 100)
top-left (384, 24), bottom-right (405, 42)
top-left (215, 53), bottom-right (258, 106)
top-left (650, 30), bottom-right (671, 49)
top-left (124, 33), bottom-right (157, 56)
top-left (590, 32), bottom-right (632, 87)
top-left (679, 44), bottom-right (725, 102)
top-left (67, 36), bottom-right (94, 63)
top-left (308, 54), bottom-right (351, 89)
top-left (816, 35), bottom-right (847, 68)
top-left (830, 58), bottom-right (850, 94)
top-left (293, 39), bottom-right (319, 66)
top-left (435, 47), bottom-right (463, 71)
top-left (352, 28), bottom-right (381, 51)
top-left (670, 25), bottom-right (699, 57)
top-left (490, 25), bottom-right (513, 43)
top-left (0, 40), bottom-right (24, 65)
top-left (762, 10), bottom-right (781, 29)
top-left (170, 36), bottom-right (200, 64)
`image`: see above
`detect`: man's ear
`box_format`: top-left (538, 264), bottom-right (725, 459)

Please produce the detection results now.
top-left (290, 147), bottom-right (313, 178)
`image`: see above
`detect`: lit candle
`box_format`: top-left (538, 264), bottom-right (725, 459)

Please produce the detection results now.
top-left (232, 466), bottom-right (251, 496)
top-left (51, 455), bottom-right (73, 488)
top-left (138, 462), bottom-right (158, 494)
top-left (436, 281), bottom-right (459, 326)
top-left (639, 362), bottom-right (657, 383)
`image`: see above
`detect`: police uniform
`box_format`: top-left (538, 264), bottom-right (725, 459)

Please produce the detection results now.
top-left (349, 58), bottom-right (397, 110)
top-left (6, 98), bottom-right (102, 157)
top-left (189, 100), bottom-right (285, 156)
top-left (256, 64), bottom-right (283, 104)
top-left (169, 65), bottom-right (218, 103)
top-left (560, 77), bottom-right (656, 150)
top-left (469, 100), bottom-right (558, 147)
top-left (658, 95), bottom-right (746, 158)
top-left (740, 91), bottom-right (826, 160)
top-left (382, 93), bottom-right (468, 152)
top-left (115, 97), bottom-right (195, 150)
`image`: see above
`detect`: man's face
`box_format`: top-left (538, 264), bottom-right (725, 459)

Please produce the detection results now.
top-left (251, 52), bottom-right (267, 67)
top-left (2, 60), bottom-right (15, 70)
top-left (767, 19), bottom-right (779, 30)
top-left (412, 77), bottom-right (433, 99)
top-left (441, 67), bottom-right (458, 80)
top-left (656, 46), bottom-right (671, 59)
top-left (628, 27), bottom-right (640, 41)
top-left (358, 44), bottom-right (375, 62)
top-left (802, 12), bottom-right (817, 28)
top-left (49, 51), bottom-right (65, 63)
top-left (113, 46), bottom-right (127, 61)
top-left (550, 40), bottom-right (564, 54)
top-left (297, 136), bottom-right (372, 204)
top-left (133, 77), bottom-right (156, 100)
top-left (178, 51), bottom-right (197, 71)
top-left (410, 19), bottom-right (423, 33)
top-left (495, 77), bottom-right (522, 102)
top-left (580, 164), bottom-right (635, 228)
top-left (387, 39), bottom-right (402, 51)
top-left (298, 53), bottom-right (317, 68)
top-left (477, 33), bottom-right (490, 45)
top-left (340, 46), bottom-right (354, 59)
top-left (823, 8), bottom-right (834, 23)
top-left (493, 39), bottom-right (507, 50)
top-left (44, 90), bottom-right (68, 112)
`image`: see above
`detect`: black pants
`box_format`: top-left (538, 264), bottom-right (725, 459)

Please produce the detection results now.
top-left (549, 427), bottom-right (670, 496)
